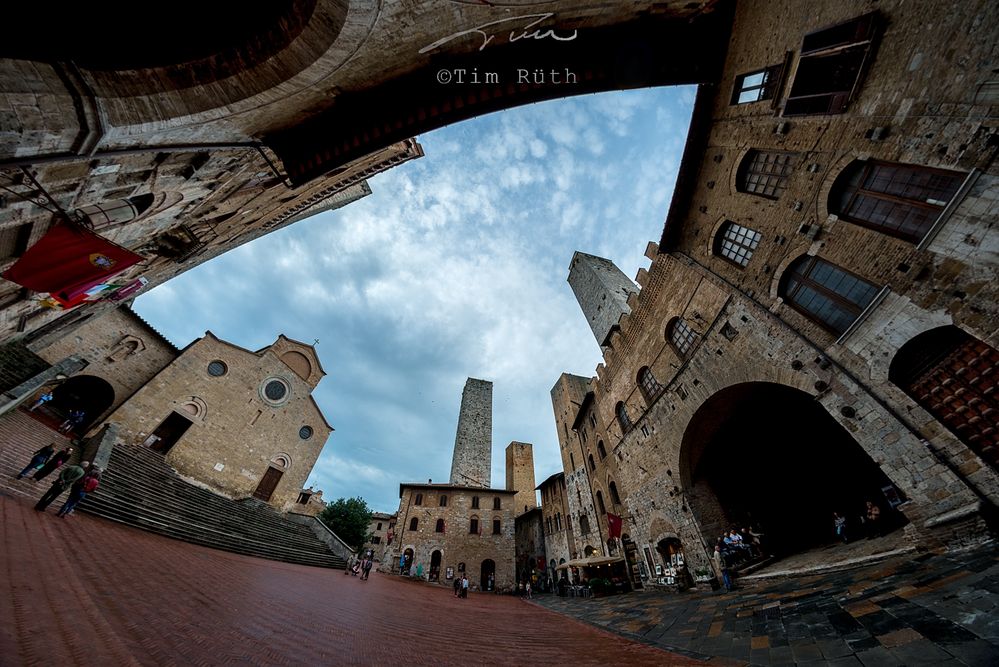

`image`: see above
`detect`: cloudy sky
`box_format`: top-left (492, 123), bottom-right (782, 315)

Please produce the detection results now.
top-left (133, 85), bottom-right (694, 514)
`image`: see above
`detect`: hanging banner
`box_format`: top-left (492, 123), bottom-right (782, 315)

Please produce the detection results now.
top-left (1, 223), bottom-right (144, 295)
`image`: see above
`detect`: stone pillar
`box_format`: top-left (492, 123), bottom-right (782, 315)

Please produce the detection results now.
top-left (449, 378), bottom-right (492, 488)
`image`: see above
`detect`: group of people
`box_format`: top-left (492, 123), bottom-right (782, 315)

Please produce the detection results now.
top-left (833, 500), bottom-right (886, 543)
top-left (345, 550), bottom-right (375, 580)
top-left (711, 526), bottom-right (765, 592)
top-left (15, 443), bottom-right (102, 517)
top-left (452, 573), bottom-right (470, 598)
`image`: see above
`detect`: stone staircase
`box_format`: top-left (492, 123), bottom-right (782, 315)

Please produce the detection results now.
top-left (0, 409), bottom-right (345, 569)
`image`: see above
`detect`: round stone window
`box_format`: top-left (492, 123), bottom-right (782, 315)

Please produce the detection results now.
top-left (207, 360), bottom-right (227, 376)
top-left (264, 380), bottom-right (287, 401)
top-left (299, 426), bottom-right (313, 440)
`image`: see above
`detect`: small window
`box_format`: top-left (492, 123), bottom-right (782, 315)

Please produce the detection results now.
top-left (376, 522), bottom-right (382, 530)
top-left (588, 412), bottom-right (596, 428)
top-left (546, 517), bottom-right (553, 534)
top-left (556, 513), bottom-right (562, 530)
top-left (597, 441), bottom-right (606, 459)
top-left (830, 160), bottom-right (965, 243)
top-left (569, 453), bottom-right (575, 469)
top-left (580, 428), bottom-right (588, 443)
top-left (414, 493), bottom-right (423, 506)
top-left (296, 492), bottom-right (311, 504)
top-left (435, 518), bottom-right (445, 533)
top-left (493, 497), bottom-right (501, 510)
top-left (469, 517), bottom-right (479, 534)
top-left (579, 514), bottom-right (590, 534)
top-left (596, 491), bottom-right (606, 515)
top-left (715, 222), bottom-right (762, 267)
top-left (731, 63), bottom-right (784, 104)
top-left (780, 255), bottom-right (880, 334)
top-left (493, 518), bottom-right (501, 535)
top-left (737, 151), bottom-right (795, 200)
top-left (615, 402), bottom-right (632, 433)
top-left (370, 536), bottom-right (381, 544)
top-left (784, 12), bottom-right (882, 116)
top-left (409, 517), bottom-right (419, 531)
top-left (609, 481), bottom-right (621, 506)
top-left (637, 367), bottom-right (664, 402)
top-left (298, 426), bottom-right (313, 440)
top-left (588, 454), bottom-right (596, 471)
top-left (471, 496), bottom-right (479, 509)
top-left (439, 495), bottom-right (448, 507)
top-left (207, 360), bottom-right (227, 377)
top-left (667, 318), bottom-right (698, 356)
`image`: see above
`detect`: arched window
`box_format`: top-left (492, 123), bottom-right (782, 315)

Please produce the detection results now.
top-left (555, 513), bottom-right (562, 530)
top-left (469, 516), bottom-right (479, 534)
top-left (546, 517), bottom-right (553, 534)
top-left (435, 518), bottom-right (445, 533)
top-left (714, 221), bottom-right (762, 267)
top-left (637, 367), bottom-right (664, 402)
top-left (780, 256), bottom-right (880, 334)
top-left (609, 481), bottom-right (621, 506)
top-left (736, 151), bottom-right (795, 199)
top-left (493, 497), bottom-right (501, 510)
top-left (471, 496), bottom-right (479, 509)
top-left (414, 493), bottom-right (423, 506)
top-left (493, 518), bottom-right (501, 535)
top-left (829, 160), bottom-right (965, 243)
top-left (596, 491), bottom-right (606, 515)
top-left (597, 441), bottom-right (607, 459)
top-left (588, 454), bottom-right (596, 471)
top-left (76, 193), bottom-right (155, 228)
top-left (439, 495), bottom-right (448, 507)
top-left (409, 517), bottom-right (419, 531)
top-left (890, 326), bottom-right (998, 471)
top-left (667, 318), bottom-right (698, 356)
top-left (615, 402), bottom-right (632, 433)
top-left (579, 514), bottom-right (590, 534)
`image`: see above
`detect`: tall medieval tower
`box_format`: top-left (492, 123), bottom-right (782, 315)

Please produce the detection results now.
top-left (449, 378), bottom-right (492, 488)
top-left (505, 441), bottom-right (537, 514)
top-left (567, 251), bottom-right (639, 348)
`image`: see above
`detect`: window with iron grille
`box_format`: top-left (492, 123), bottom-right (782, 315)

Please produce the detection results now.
top-left (737, 151), bottom-right (795, 200)
top-left (668, 318), bottom-right (698, 356)
top-left (715, 221), bottom-right (763, 267)
top-left (783, 12), bottom-right (882, 116)
top-left (615, 402), bottom-right (632, 433)
top-left (830, 160), bottom-right (965, 243)
top-left (780, 256), bottom-right (880, 334)
top-left (637, 366), bottom-right (665, 402)
top-left (731, 64), bottom-right (784, 104)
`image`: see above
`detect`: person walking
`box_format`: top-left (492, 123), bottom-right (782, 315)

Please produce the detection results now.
top-left (362, 557), bottom-right (374, 581)
top-left (59, 408), bottom-right (86, 434)
top-left (712, 543), bottom-right (732, 592)
top-left (57, 467), bottom-right (101, 517)
top-left (453, 574), bottom-right (462, 598)
top-left (15, 443), bottom-right (55, 479)
top-left (31, 446), bottom-right (73, 482)
top-left (833, 511), bottom-right (848, 543)
top-left (29, 391), bottom-right (53, 412)
top-left (35, 461), bottom-right (88, 512)
top-left (460, 574), bottom-right (469, 598)
top-left (525, 581), bottom-right (532, 599)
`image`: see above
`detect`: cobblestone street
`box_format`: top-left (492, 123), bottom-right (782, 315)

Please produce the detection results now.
top-left (532, 546), bottom-right (999, 666)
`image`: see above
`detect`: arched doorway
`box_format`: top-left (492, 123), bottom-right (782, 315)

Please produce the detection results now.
top-left (480, 559), bottom-right (495, 592)
top-left (681, 382), bottom-right (906, 558)
top-left (253, 457), bottom-right (289, 502)
top-left (49, 375), bottom-right (115, 434)
top-left (430, 550), bottom-right (442, 582)
top-left (402, 548), bottom-right (414, 575)
top-left (890, 326), bottom-right (998, 472)
top-left (145, 411), bottom-right (194, 454)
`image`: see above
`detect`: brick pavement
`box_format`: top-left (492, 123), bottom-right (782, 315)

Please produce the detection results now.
top-left (532, 546), bottom-right (999, 666)
top-left (0, 493), bottom-right (698, 666)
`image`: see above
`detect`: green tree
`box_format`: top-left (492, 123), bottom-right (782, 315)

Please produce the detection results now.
top-left (318, 496), bottom-right (373, 550)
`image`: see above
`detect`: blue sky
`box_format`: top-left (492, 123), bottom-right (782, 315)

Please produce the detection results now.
top-left (133, 85), bottom-right (694, 514)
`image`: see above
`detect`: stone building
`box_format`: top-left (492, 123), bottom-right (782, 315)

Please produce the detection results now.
top-left (384, 379), bottom-right (543, 592)
top-left (362, 511), bottom-right (397, 562)
top-left (24, 305), bottom-right (334, 513)
top-left (552, 0), bottom-right (999, 586)
top-left (538, 472), bottom-right (574, 573)
top-left (514, 506), bottom-right (545, 586)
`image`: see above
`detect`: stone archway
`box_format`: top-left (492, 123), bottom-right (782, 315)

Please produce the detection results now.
top-left (49, 374), bottom-right (115, 434)
top-left (680, 382), bottom-right (906, 558)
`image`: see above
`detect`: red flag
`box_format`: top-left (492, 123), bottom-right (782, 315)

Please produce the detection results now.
top-left (607, 513), bottom-right (622, 539)
top-left (2, 223), bottom-right (143, 296)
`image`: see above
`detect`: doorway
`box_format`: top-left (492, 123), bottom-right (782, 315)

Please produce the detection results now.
top-left (147, 411), bottom-right (194, 454)
top-left (253, 466), bottom-right (283, 501)
top-left (430, 550), bottom-right (442, 582)
top-left (47, 374), bottom-right (115, 434)
top-left (480, 559), bottom-right (495, 591)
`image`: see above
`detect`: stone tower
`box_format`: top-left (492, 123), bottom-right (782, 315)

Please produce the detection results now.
top-left (449, 378), bottom-right (492, 488)
top-left (567, 251), bottom-right (639, 348)
top-left (505, 441), bottom-right (537, 514)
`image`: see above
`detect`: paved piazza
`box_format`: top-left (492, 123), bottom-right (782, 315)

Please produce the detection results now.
top-left (0, 494), bottom-right (690, 666)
